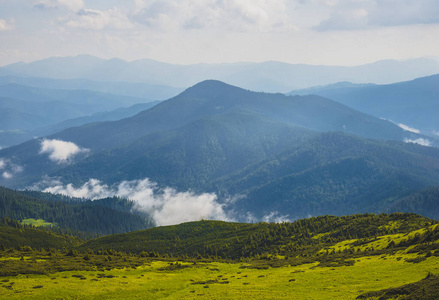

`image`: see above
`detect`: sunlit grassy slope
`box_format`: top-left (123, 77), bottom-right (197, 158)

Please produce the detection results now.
top-left (0, 254), bottom-right (438, 299)
top-left (79, 213), bottom-right (434, 258)
top-left (2, 212), bottom-right (439, 299)
top-left (21, 218), bottom-right (55, 227)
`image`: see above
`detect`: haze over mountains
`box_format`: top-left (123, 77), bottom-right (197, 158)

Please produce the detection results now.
top-left (2, 55), bottom-right (439, 92)
top-left (288, 74), bottom-right (439, 137)
top-left (0, 83), bottom-right (160, 148)
top-left (1, 77), bottom-right (438, 224)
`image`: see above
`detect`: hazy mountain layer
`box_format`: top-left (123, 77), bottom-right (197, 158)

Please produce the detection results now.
top-left (2, 55), bottom-right (439, 91)
top-left (0, 75), bottom-right (183, 100)
top-left (0, 83), bottom-right (159, 148)
top-left (0, 101), bottom-right (160, 149)
top-left (288, 74), bottom-right (439, 136)
top-left (48, 80), bottom-right (424, 151)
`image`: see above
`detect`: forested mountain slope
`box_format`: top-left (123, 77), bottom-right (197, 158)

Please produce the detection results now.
top-left (0, 80), bottom-right (437, 221)
top-left (0, 187), bottom-right (153, 235)
top-left (288, 74), bottom-right (439, 136)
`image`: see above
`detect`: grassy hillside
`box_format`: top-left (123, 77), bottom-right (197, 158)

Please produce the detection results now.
top-left (0, 217), bottom-right (81, 250)
top-left (1, 212), bottom-right (439, 299)
top-left (357, 273), bottom-right (439, 299)
top-left (79, 213), bottom-right (435, 259)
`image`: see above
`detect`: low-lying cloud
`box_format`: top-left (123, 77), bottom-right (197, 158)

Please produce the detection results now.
top-left (0, 158), bottom-right (23, 179)
top-left (398, 123), bottom-right (420, 134)
top-left (40, 139), bottom-right (88, 163)
top-left (404, 138), bottom-right (431, 147)
top-left (262, 211), bottom-right (290, 223)
top-left (38, 178), bottom-right (231, 226)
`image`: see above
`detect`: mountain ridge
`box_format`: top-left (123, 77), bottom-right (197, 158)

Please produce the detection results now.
top-left (0, 80), bottom-right (438, 222)
top-left (3, 56), bottom-right (439, 91)
top-left (288, 73), bottom-right (439, 136)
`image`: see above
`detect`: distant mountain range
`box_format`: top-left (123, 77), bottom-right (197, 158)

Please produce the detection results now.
top-left (2, 55), bottom-right (439, 92)
top-left (0, 75), bottom-right (183, 100)
top-left (0, 101), bottom-right (160, 149)
top-left (0, 83), bottom-right (149, 130)
top-left (0, 82), bottom-right (161, 148)
top-left (288, 74), bottom-right (439, 137)
top-left (1, 80), bottom-right (438, 221)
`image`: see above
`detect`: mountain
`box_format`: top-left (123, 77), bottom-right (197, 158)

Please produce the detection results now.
top-left (0, 83), bottom-right (150, 127)
top-left (2, 55), bottom-right (439, 91)
top-left (49, 80), bottom-right (427, 151)
top-left (0, 186), bottom-right (153, 235)
top-left (0, 101), bottom-right (160, 149)
top-left (0, 80), bottom-right (438, 221)
top-left (287, 74), bottom-right (439, 136)
top-left (0, 217), bottom-right (81, 250)
top-left (0, 83), bottom-right (159, 148)
top-left (35, 101), bottom-right (161, 136)
top-left (386, 187), bottom-right (439, 219)
top-left (0, 75), bottom-right (183, 99)
top-left (0, 83), bottom-right (151, 130)
top-left (228, 133), bottom-right (439, 219)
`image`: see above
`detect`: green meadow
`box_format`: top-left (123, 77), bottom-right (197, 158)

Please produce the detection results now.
top-left (0, 253), bottom-right (438, 299)
top-left (21, 219), bottom-right (55, 227)
top-left (2, 213), bottom-right (439, 299)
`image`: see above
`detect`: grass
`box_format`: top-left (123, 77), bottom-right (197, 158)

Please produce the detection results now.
top-left (0, 253), bottom-right (438, 299)
top-left (21, 219), bottom-right (55, 227)
top-left (2, 214), bottom-right (438, 298)
top-left (320, 223), bottom-right (439, 254)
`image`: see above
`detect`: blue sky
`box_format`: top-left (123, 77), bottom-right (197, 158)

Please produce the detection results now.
top-left (0, 0), bottom-right (439, 66)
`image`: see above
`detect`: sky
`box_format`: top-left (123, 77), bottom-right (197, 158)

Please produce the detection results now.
top-left (0, 0), bottom-right (439, 67)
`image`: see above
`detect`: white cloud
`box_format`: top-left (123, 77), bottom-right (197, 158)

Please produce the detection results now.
top-left (314, 0), bottom-right (439, 31)
top-left (314, 8), bottom-right (369, 31)
top-left (262, 211), bottom-right (290, 223)
top-left (0, 19), bottom-right (14, 31)
top-left (370, 0), bottom-right (439, 27)
top-left (432, 130), bottom-right (439, 136)
top-left (34, 0), bottom-right (84, 12)
top-left (39, 178), bottom-right (231, 226)
top-left (2, 172), bottom-right (12, 179)
top-left (58, 0), bottom-right (84, 11)
top-left (404, 138), bottom-right (431, 147)
top-left (39, 139), bottom-right (88, 163)
top-left (151, 188), bottom-right (227, 226)
top-left (66, 8), bottom-right (134, 30)
top-left (0, 158), bottom-right (23, 179)
top-left (397, 123), bottom-right (420, 134)
top-left (133, 0), bottom-right (291, 32)
top-left (2, 0), bottom-right (439, 68)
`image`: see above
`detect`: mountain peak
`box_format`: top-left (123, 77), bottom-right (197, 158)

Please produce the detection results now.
top-left (178, 80), bottom-right (244, 99)
top-left (191, 79), bottom-right (235, 89)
